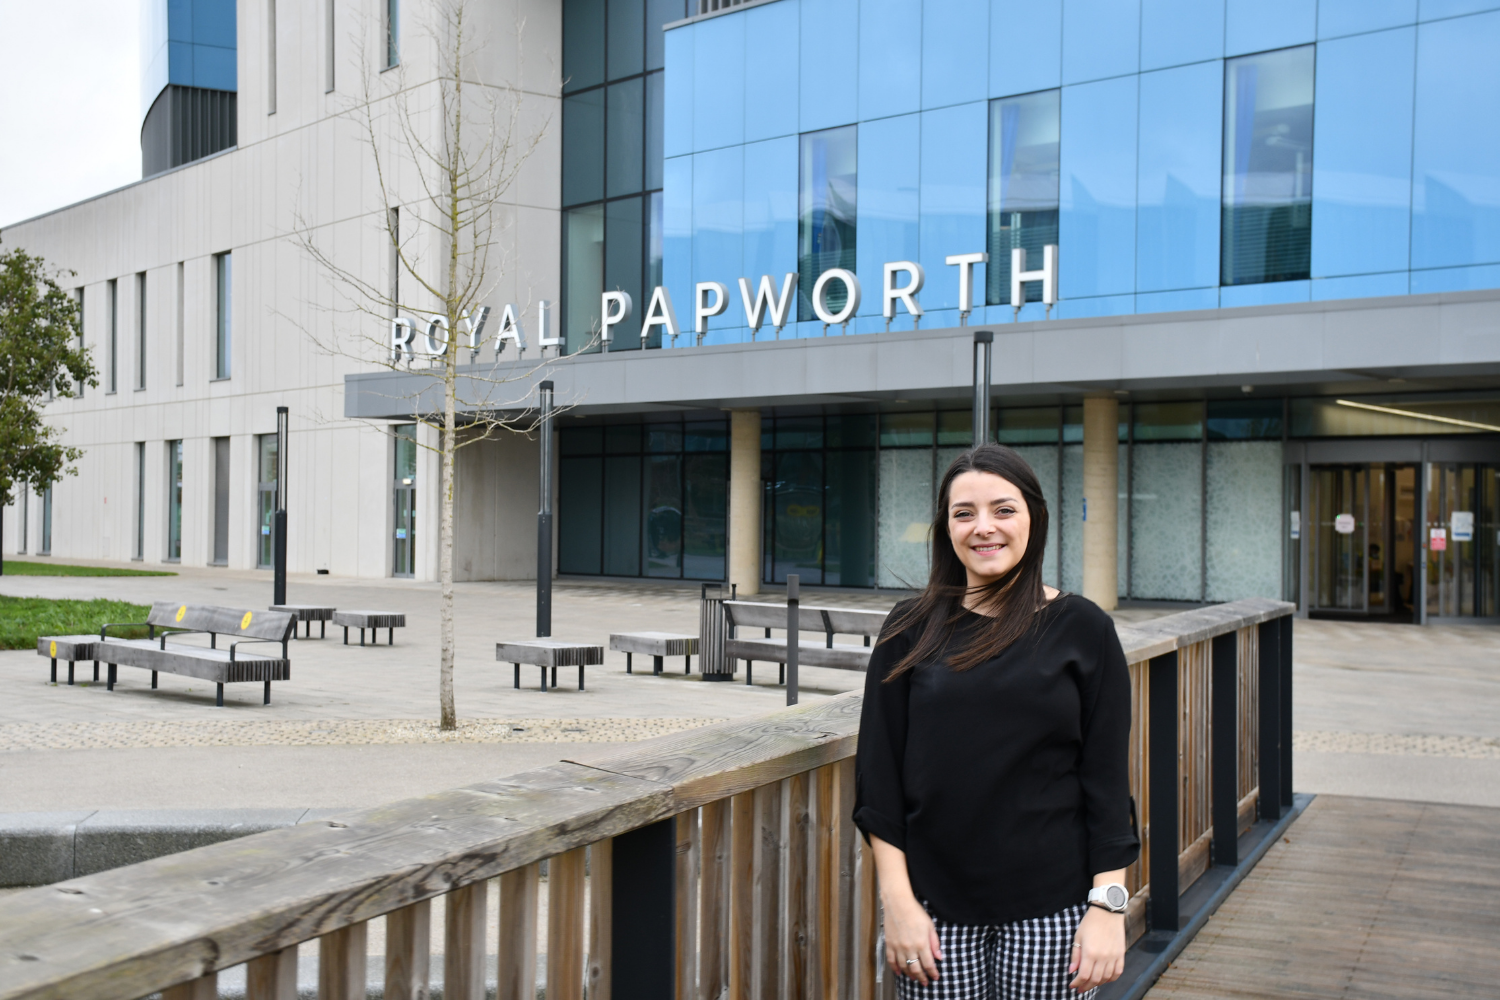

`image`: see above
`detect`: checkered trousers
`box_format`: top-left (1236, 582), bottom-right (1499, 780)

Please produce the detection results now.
top-left (893, 902), bottom-right (1094, 1000)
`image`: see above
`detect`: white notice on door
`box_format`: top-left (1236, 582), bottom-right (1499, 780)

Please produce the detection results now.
top-left (1290, 510), bottom-right (1301, 539)
top-left (1452, 511), bottom-right (1474, 542)
top-left (1334, 513), bottom-right (1355, 534)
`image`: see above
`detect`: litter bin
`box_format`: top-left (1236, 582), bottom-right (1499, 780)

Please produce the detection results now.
top-left (699, 582), bottom-right (737, 681)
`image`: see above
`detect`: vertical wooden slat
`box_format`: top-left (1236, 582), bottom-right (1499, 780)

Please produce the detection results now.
top-left (589, 839), bottom-right (614, 1000)
top-left (162, 973), bottom-right (217, 1000)
top-left (499, 862), bottom-right (540, 1000)
top-left (875, 895), bottom-right (897, 1000)
top-left (835, 757), bottom-right (859, 1000)
top-left (247, 945), bottom-right (297, 1000)
top-left (728, 791), bottom-right (755, 1000)
top-left (854, 825), bottom-right (877, 1000)
top-left (446, 880), bottom-right (488, 1000)
top-left (751, 781), bottom-right (783, 1000)
top-left (783, 772), bottom-right (811, 1000)
top-left (673, 812), bottom-right (700, 1000)
top-left (319, 920), bottom-right (368, 1000)
top-left (698, 799), bottom-right (731, 1000)
top-left (812, 764), bottom-right (838, 1000)
top-left (548, 847), bottom-right (588, 1000)
top-left (384, 900), bottom-right (431, 1000)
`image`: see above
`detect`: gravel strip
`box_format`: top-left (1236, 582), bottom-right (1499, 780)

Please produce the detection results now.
top-left (1294, 730), bottom-right (1500, 759)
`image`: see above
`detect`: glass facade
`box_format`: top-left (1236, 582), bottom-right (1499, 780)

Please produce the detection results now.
top-left (561, 0), bottom-right (683, 352)
top-left (797, 126), bottom-right (858, 322)
top-left (762, 414), bottom-right (877, 587)
top-left (987, 90), bottom-right (1060, 306)
top-left (1222, 46), bottom-right (1316, 287)
top-left (393, 424), bottom-right (417, 577)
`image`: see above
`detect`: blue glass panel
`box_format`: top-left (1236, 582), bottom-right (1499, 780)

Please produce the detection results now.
top-left (1310, 272), bottom-right (1409, 300)
top-left (563, 89), bottom-right (606, 206)
top-left (742, 135), bottom-right (799, 333)
top-left (798, 126), bottom-right (858, 322)
top-left (1052, 294), bottom-right (1135, 318)
top-left (191, 0), bottom-right (236, 47)
top-left (855, 114), bottom-right (921, 324)
top-left (563, 205), bottom-right (605, 352)
top-left (860, 0), bottom-right (921, 121)
top-left (1410, 263), bottom-right (1500, 293)
top-left (1311, 28), bottom-right (1415, 278)
top-left (1412, 10), bottom-right (1500, 269)
top-left (1225, 0), bottom-right (1315, 55)
top-left (1136, 287), bottom-right (1220, 313)
top-left (1137, 61), bottom-right (1222, 292)
top-left (744, 0), bottom-right (800, 141)
top-left (605, 197), bottom-right (645, 349)
top-left (1419, 0), bottom-right (1500, 18)
top-left (1140, 0), bottom-right (1223, 71)
top-left (1059, 76), bottom-right (1138, 298)
top-left (192, 44), bottom-right (237, 91)
top-left (607, 78), bottom-right (645, 198)
top-left (692, 15), bottom-right (743, 152)
top-left (646, 71), bottom-right (664, 190)
top-left (919, 103), bottom-right (989, 312)
top-left (694, 146), bottom-right (744, 333)
top-left (1318, 0), bottom-right (1416, 38)
top-left (563, 0), bottom-right (605, 93)
top-left (663, 27), bottom-right (692, 158)
top-left (800, 0), bottom-right (859, 132)
top-left (1219, 279), bottom-right (1310, 306)
top-left (923, 0), bottom-right (988, 109)
top-left (608, 0), bottom-right (645, 80)
top-left (662, 155), bottom-right (693, 347)
top-left (990, 0), bottom-right (1062, 97)
top-left (646, 0), bottom-right (683, 71)
top-left (1062, 0), bottom-right (1140, 85)
top-left (987, 90), bottom-right (1060, 306)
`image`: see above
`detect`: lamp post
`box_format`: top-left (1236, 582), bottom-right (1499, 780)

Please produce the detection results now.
top-left (537, 381), bottom-right (554, 637)
top-left (972, 330), bottom-right (993, 447)
top-left (273, 406), bottom-right (288, 605)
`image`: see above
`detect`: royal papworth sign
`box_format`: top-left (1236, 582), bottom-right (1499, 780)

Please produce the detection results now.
top-left (390, 246), bottom-right (1057, 361)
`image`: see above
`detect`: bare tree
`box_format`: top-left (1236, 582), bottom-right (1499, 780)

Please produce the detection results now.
top-left (294, 0), bottom-right (583, 729)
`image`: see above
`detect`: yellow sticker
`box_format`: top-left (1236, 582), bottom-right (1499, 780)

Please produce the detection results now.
top-left (241, 612), bottom-right (253, 630)
top-left (50, 640), bottom-right (57, 658)
top-left (176, 605), bottom-right (187, 622)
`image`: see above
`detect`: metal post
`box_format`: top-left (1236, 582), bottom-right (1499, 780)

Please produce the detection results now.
top-left (785, 574), bottom-right (799, 706)
top-left (1257, 616), bottom-right (1283, 821)
top-left (972, 330), bottom-right (993, 447)
top-left (1148, 649), bottom-right (1179, 931)
top-left (273, 407), bottom-right (288, 606)
top-left (1210, 631), bottom-right (1239, 867)
top-left (537, 381), bottom-right (554, 638)
top-left (1280, 610), bottom-right (1294, 809)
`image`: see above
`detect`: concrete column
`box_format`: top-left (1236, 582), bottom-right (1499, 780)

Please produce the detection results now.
top-left (728, 409), bottom-right (762, 596)
top-left (1082, 396), bottom-right (1118, 610)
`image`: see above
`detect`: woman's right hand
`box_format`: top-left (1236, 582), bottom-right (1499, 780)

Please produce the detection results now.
top-left (882, 890), bottom-right (943, 985)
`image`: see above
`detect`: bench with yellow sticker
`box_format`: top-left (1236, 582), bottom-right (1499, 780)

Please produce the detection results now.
top-left (241, 611), bottom-right (253, 630)
top-left (176, 605), bottom-right (187, 623)
top-left (50, 640), bottom-right (57, 658)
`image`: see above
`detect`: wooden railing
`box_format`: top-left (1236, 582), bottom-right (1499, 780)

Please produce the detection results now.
top-left (0, 599), bottom-right (1293, 1000)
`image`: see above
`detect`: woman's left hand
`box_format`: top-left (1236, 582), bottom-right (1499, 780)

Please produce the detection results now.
top-left (1069, 906), bottom-right (1125, 992)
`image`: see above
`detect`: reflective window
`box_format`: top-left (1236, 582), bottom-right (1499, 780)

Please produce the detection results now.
top-left (1221, 46), bottom-right (1315, 286)
top-left (214, 252), bottom-right (232, 379)
top-left (393, 424), bottom-right (417, 577)
top-left (386, 0), bottom-right (400, 68)
top-left (166, 440), bottom-right (183, 561)
top-left (257, 433), bottom-right (279, 568)
top-left (798, 125), bottom-right (858, 322)
top-left (986, 90), bottom-right (1060, 306)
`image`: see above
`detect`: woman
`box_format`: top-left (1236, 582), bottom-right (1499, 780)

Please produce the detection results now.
top-left (854, 444), bottom-right (1138, 998)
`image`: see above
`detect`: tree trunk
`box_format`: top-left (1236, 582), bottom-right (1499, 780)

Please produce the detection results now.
top-left (438, 364), bottom-right (458, 730)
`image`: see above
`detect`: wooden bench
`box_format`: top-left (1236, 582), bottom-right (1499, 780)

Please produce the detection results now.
top-left (332, 611), bottom-right (405, 646)
top-left (609, 632), bottom-right (698, 675)
top-left (495, 640), bottom-right (604, 692)
top-left (269, 604), bottom-right (336, 639)
top-left (722, 601), bottom-right (889, 685)
top-left (39, 602), bottom-right (297, 707)
top-left (37, 635), bottom-right (104, 686)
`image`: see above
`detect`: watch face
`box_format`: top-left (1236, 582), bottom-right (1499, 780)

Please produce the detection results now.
top-left (1106, 885), bottom-right (1128, 909)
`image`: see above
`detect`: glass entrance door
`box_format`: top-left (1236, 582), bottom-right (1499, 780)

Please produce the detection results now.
top-left (1309, 464), bottom-right (1416, 619)
top-left (1424, 463), bottom-right (1500, 619)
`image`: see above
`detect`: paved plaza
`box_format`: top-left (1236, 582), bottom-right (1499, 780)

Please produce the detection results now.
top-left (1, 562), bottom-right (1498, 811)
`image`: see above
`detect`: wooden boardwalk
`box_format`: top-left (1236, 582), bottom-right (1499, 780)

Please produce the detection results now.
top-left (1148, 795), bottom-right (1500, 999)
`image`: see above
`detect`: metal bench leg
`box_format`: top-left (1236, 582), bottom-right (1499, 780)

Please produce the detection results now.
top-left (389, 627), bottom-right (394, 645)
top-left (626, 652), bottom-right (632, 674)
top-left (151, 671), bottom-right (158, 689)
top-left (93, 661), bottom-right (99, 682)
top-left (579, 665), bottom-right (585, 691)
top-left (779, 662), bottom-right (785, 685)
top-left (653, 655), bottom-right (663, 676)
top-left (746, 661), bottom-right (752, 685)
top-left (107, 664), bottom-right (117, 691)
top-left (264, 680), bottom-right (271, 705)
top-left (69, 662), bottom-right (75, 685)
top-left (321, 620), bottom-right (326, 639)
top-left (685, 654), bottom-right (691, 675)
top-left (216, 683), bottom-right (224, 707)
top-left (515, 663), bottom-right (521, 689)
top-left (50, 658), bottom-right (56, 683)
top-left (551, 666), bottom-right (558, 689)
top-left (360, 628), bottom-right (367, 647)
top-left (343, 626), bottom-right (349, 645)
top-left (540, 666), bottom-right (548, 692)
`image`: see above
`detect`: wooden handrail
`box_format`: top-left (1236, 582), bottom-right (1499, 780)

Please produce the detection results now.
top-left (0, 598), bottom-right (1293, 1000)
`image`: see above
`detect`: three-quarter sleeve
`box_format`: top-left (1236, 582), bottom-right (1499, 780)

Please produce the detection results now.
top-left (1076, 608), bottom-right (1141, 875)
top-left (852, 609), bottom-right (915, 852)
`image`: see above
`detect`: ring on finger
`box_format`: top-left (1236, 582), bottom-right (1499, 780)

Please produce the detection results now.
top-left (904, 959), bottom-right (919, 966)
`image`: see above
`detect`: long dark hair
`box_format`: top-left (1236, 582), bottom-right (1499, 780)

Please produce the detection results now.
top-left (881, 443), bottom-right (1053, 680)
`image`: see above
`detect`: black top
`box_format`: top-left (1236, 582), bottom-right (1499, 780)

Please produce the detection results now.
top-left (853, 593), bottom-right (1139, 926)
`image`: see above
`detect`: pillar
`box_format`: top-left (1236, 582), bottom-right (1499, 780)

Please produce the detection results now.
top-left (729, 409), bottom-right (761, 596)
top-left (1081, 396), bottom-right (1118, 610)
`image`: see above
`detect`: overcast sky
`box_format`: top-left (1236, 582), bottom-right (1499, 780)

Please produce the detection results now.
top-left (0, 0), bottom-right (141, 230)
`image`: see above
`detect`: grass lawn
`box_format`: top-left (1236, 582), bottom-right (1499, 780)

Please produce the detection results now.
top-left (0, 596), bottom-right (154, 650)
top-left (1, 559), bottom-right (175, 577)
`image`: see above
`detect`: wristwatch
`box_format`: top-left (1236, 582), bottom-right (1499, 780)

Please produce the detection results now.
top-left (1087, 883), bottom-right (1129, 913)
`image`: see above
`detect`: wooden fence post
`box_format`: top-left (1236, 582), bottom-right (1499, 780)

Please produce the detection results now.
top-left (1257, 617), bottom-right (1283, 821)
top-left (1148, 649), bottom-right (1179, 932)
top-left (613, 818), bottom-right (676, 1000)
top-left (1210, 631), bottom-right (1239, 868)
top-left (1280, 612), bottom-right (1294, 810)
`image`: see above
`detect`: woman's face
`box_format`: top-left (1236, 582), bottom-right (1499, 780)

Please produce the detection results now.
top-left (947, 470), bottom-right (1032, 587)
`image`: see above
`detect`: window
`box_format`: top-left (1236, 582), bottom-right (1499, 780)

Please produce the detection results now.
top-left (987, 90), bottom-right (1060, 306)
top-left (386, 0), bottom-right (400, 68)
top-left (1222, 46), bottom-right (1315, 287)
top-left (107, 278), bottom-right (118, 393)
top-left (17, 487), bottom-right (27, 554)
top-left (559, 0), bottom-right (681, 352)
top-left (166, 440), bottom-right (183, 561)
top-left (797, 126), bottom-right (858, 322)
top-left (135, 272), bottom-right (147, 390)
top-left (215, 252), bottom-right (232, 379)
top-left (175, 262), bottom-right (184, 386)
top-left (40, 487), bottom-right (52, 555)
top-left (212, 437), bottom-right (230, 565)
top-left (257, 433), bottom-right (279, 568)
top-left (267, 0), bottom-right (278, 114)
top-left (75, 288), bottom-right (85, 397)
top-left (325, 0), bottom-right (335, 92)
top-left (134, 442), bottom-right (145, 559)
top-left (393, 424), bottom-right (417, 576)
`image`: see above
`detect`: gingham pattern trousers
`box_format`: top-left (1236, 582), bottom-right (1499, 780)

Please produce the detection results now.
top-left (893, 902), bottom-right (1095, 1000)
